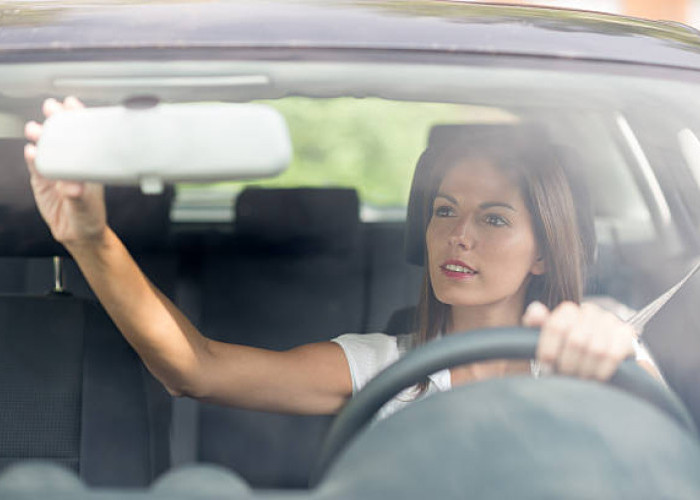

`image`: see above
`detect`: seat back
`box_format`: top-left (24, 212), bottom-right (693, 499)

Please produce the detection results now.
top-left (0, 294), bottom-right (170, 487)
top-left (0, 138), bottom-right (174, 487)
top-left (191, 188), bottom-right (363, 488)
top-left (363, 221), bottom-right (422, 333)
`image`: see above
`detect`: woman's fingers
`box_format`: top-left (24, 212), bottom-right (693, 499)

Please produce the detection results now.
top-left (576, 323), bottom-right (611, 379)
top-left (562, 304), bottom-right (610, 378)
top-left (572, 304), bottom-right (634, 381)
top-left (535, 301), bottom-right (579, 372)
top-left (42, 98), bottom-right (64, 118)
top-left (24, 143), bottom-right (36, 169)
top-left (56, 180), bottom-right (85, 199)
top-left (26, 96), bottom-right (86, 186)
top-left (23, 143), bottom-right (45, 183)
top-left (532, 301), bottom-right (636, 382)
top-left (29, 97), bottom-right (83, 145)
top-left (23, 95), bottom-right (106, 245)
top-left (63, 96), bottom-right (84, 110)
top-left (24, 121), bottom-right (42, 143)
top-left (522, 300), bottom-right (549, 328)
top-left (558, 303), bottom-right (616, 376)
top-left (591, 322), bottom-right (635, 381)
top-left (522, 301), bottom-right (554, 375)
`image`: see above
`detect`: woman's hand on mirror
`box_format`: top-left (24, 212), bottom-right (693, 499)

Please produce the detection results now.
top-left (24, 97), bottom-right (107, 247)
top-left (522, 301), bottom-right (636, 381)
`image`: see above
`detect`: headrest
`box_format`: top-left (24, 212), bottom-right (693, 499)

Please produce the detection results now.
top-left (0, 139), bottom-right (174, 256)
top-left (234, 188), bottom-right (359, 256)
top-left (405, 124), bottom-right (595, 267)
top-left (105, 185), bottom-right (175, 253)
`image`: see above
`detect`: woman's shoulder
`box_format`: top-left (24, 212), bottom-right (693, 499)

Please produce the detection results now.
top-left (331, 333), bottom-right (401, 368)
top-left (332, 332), bottom-right (416, 393)
top-left (332, 332), bottom-right (418, 359)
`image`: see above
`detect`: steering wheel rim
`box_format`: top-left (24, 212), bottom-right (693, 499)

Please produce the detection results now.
top-left (311, 327), bottom-right (696, 486)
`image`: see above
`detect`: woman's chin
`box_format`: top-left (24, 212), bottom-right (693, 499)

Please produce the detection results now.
top-left (434, 291), bottom-right (487, 308)
top-left (435, 289), bottom-right (526, 312)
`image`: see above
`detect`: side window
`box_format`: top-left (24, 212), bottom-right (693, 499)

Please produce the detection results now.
top-left (541, 111), bottom-right (656, 246)
top-left (677, 127), bottom-right (700, 231)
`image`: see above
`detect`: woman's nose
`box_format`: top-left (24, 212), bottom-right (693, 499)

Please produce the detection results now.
top-left (448, 218), bottom-right (475, 250)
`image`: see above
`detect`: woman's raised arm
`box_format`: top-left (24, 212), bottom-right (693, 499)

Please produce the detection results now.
top-left (24, 97), bottom-right (352, 415)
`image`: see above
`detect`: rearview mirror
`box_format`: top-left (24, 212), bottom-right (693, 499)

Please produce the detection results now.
top-left (35, 102), bottom-right (292, 194)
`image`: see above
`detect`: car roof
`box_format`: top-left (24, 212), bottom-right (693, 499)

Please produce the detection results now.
top-left (2, 0), bottom-right (700, 71)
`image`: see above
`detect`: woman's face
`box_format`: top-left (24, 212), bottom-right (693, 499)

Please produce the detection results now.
top-left (426, 157), bottom-right (544, 312)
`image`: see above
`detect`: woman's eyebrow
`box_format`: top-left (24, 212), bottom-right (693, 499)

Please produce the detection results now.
top-left (435, 193), bottom-right (517, 212)
top-left (435, 192), bottom-right (457, 204)
top-left (479, 201), bottom-right (516, 212)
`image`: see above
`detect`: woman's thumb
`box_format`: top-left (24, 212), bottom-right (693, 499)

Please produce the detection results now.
top-left (522, 301), bottom-right (549, 327)
top-left (56, 180), bottom-right (85, 199)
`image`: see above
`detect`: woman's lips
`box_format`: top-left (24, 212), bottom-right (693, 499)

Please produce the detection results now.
top-left (440, 260), bottom-right (478, 280)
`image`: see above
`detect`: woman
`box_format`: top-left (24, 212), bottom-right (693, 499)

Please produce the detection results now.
top-left (23, 97), bottom-right (653, 419)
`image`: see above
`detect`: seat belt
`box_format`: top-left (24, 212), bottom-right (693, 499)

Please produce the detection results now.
top-left (619, 259), bottom-right (700, 386)
top-left (627, 260), bottom-right (700, 336)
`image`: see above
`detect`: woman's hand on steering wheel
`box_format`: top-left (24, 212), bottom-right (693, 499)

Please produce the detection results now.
top-left (522, 301), bottom-right (636, 382)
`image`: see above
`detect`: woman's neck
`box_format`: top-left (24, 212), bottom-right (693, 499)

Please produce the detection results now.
top-left (447, 298), bottom-right (525, 334)
top-left (446, 296), bottom-right (531, 384)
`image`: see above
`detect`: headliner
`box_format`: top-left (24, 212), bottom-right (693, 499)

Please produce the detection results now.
top-left (0, 1), bottom-right (700, 71)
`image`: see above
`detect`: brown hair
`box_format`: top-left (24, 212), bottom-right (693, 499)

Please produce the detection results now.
top-left (407, 125), bottom-right (594, 350)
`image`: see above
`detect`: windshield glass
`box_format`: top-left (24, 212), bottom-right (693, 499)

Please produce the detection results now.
top-left (3, 56), bottom-right (700, 342)
top-left (2, 52), bottom-right (700, 492)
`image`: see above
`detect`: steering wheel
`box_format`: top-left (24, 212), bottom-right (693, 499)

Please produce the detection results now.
top-left (311, 327), bottom-right (696, 486)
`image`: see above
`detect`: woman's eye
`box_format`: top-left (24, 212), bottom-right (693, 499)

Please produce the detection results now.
top-left (434, 205), bottom-right (455, 217)
top-left (484, 214), bottom-right (509, 227)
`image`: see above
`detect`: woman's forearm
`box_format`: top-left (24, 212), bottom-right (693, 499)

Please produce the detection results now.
top-left (24, 97), bottom-right (353, 413)
top-left (64, 227), bottom-right (353, 413)
top-left (65, 227), bottom-right (210, 396)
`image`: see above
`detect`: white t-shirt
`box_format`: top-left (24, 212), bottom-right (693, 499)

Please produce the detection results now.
top-left (331, 331), bottom-right (659, 421)
top-left (331, 332), bottom-right (451, 420)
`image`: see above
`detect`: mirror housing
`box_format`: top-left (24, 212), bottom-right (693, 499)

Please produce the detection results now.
top-left (35, 102), bottom-right (292, 194)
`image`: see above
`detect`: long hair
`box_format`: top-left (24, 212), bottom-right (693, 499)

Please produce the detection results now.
top-left (405, 124), bottom-right (595, 350)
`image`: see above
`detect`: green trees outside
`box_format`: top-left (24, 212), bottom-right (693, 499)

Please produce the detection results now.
top-left (180, 97), bottom-right (516, 210)
top-left (248, 97), bottom-right (517, 207)
top-left (255, 98), bottom-right (463, 206)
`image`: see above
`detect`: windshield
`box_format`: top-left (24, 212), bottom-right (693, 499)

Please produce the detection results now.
top-left (2, 52), bottom-right (700, 492)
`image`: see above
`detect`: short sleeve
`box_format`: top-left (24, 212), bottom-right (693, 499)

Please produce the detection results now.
top-left (332, 333), bottom-right (400, 394)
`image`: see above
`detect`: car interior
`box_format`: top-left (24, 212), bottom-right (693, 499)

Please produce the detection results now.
top-left (0, 59), bottom-right (700, 494)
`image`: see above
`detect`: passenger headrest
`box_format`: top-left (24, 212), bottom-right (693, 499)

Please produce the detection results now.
top-left (105, 185), bottom-right (175, 253)
top-left (405, 124), bottom-right (595, 267)
top-left (234, 188), bottom-right (359, 256)
top-left (0, 139), bottom-right (174, 256)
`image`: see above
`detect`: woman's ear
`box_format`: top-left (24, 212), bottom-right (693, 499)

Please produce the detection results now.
top-left (530, 255), bottom-right (545, 276)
